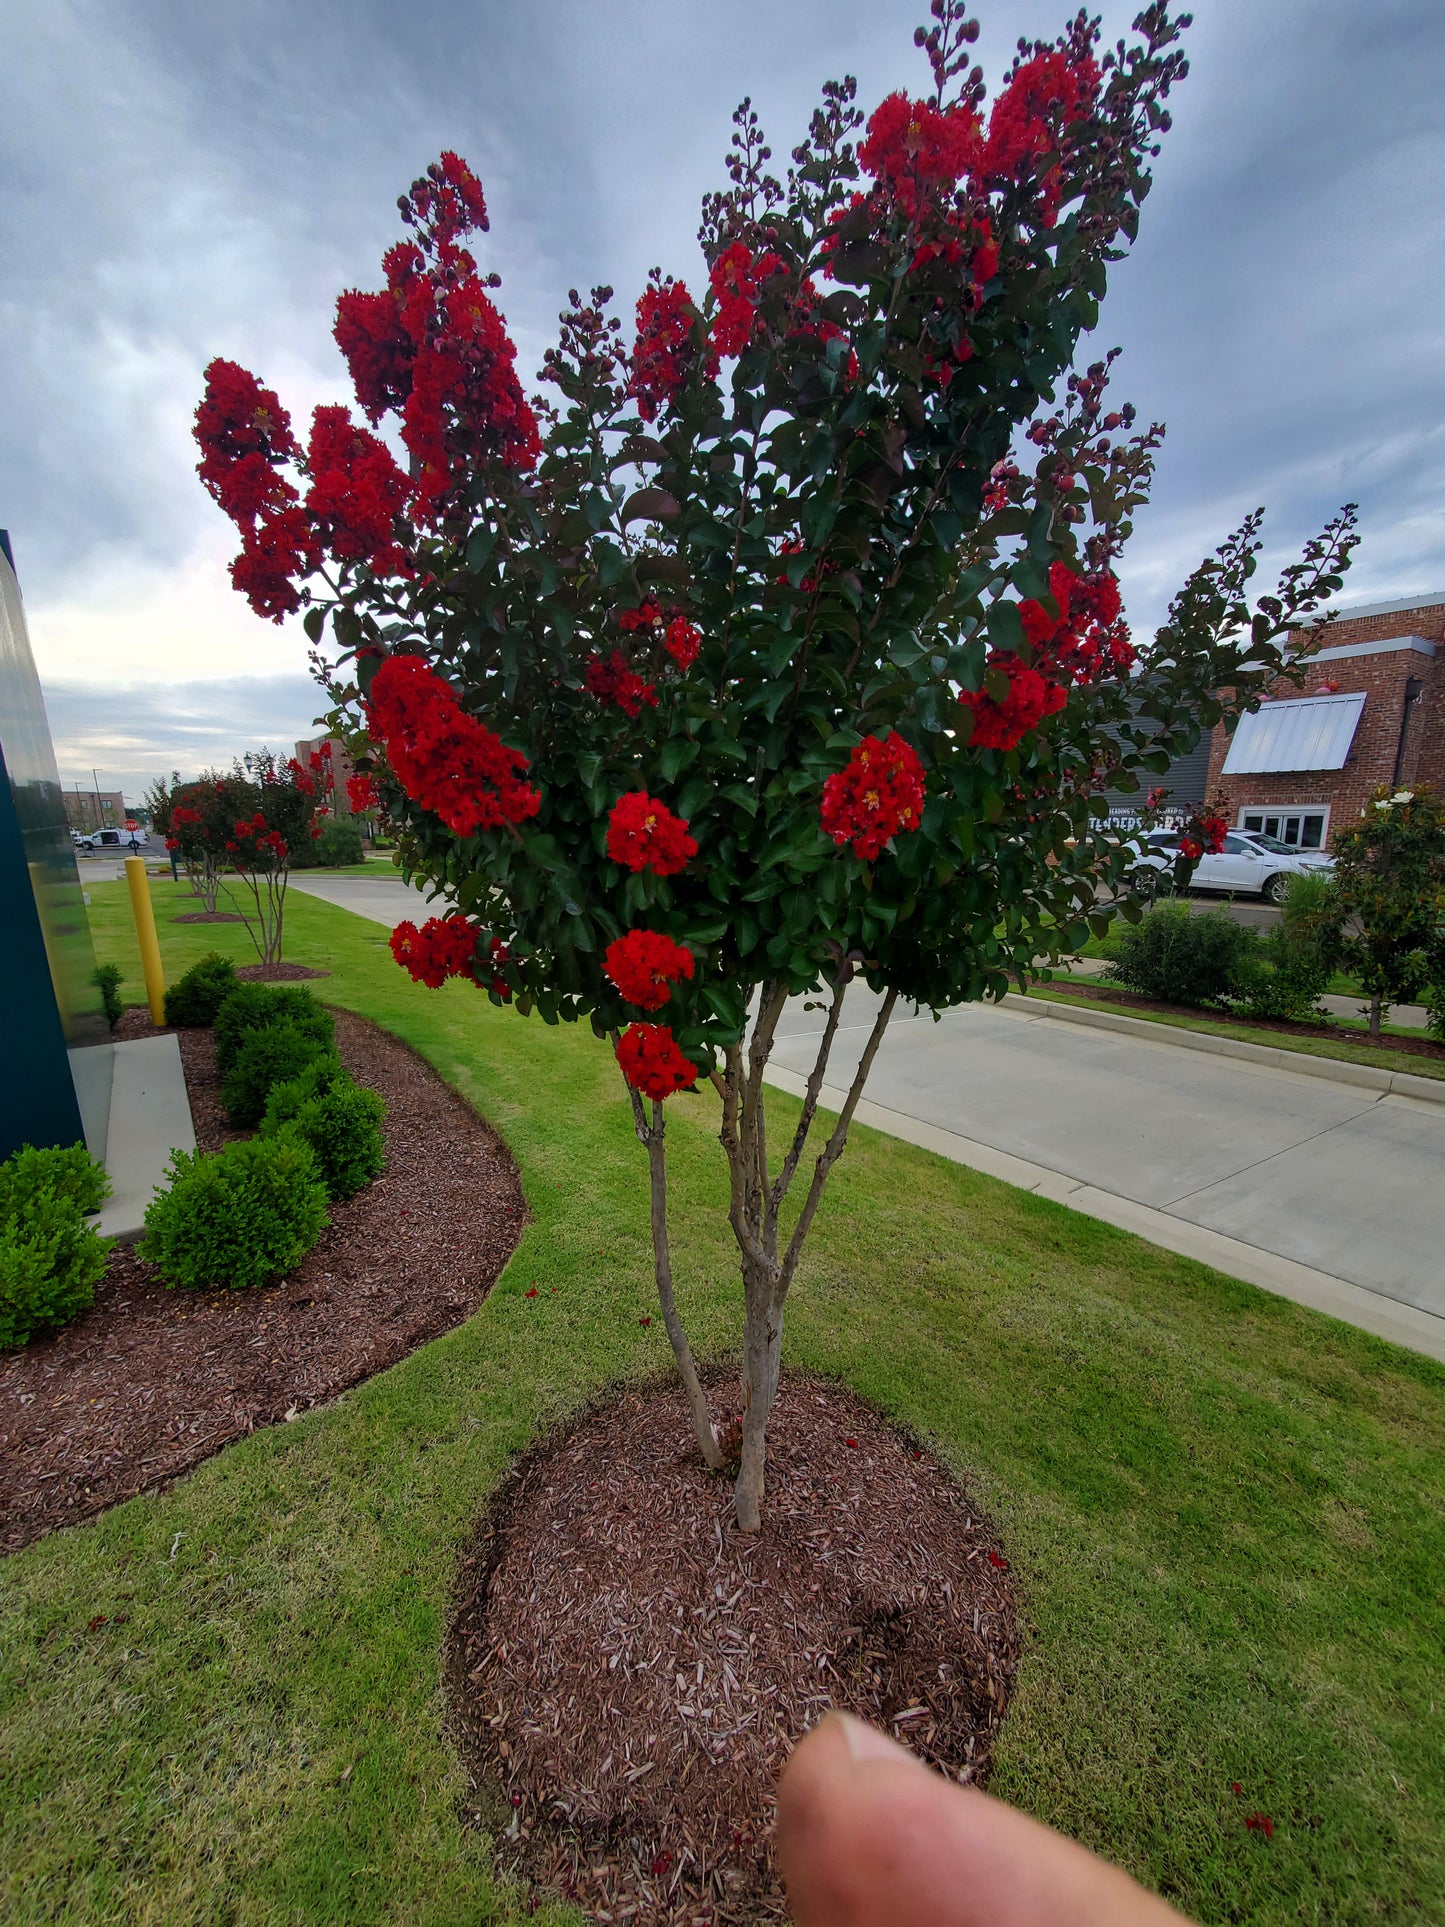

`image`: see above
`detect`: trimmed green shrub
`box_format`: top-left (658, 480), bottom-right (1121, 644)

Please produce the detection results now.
top-left (212, 983), bottom-right (334, 1078)
top-left (221, 1021), bottom-right (336, 1129)
top-left (1425, 982), bottom-right (1445, 1044)
top-left (265, 1077), bottom-right (386, 1200)
top-left (315, 818), bottom-right (364, 867)
top-left (1102, 899), bottom-right (1260, 1009)
top-left (163, 951), bottom-right (239, 1027)
top-left (1230, 874), bottom-right (1337, 1021)
top-left (92, 962), bottom-right (124, 1030)
top-left (141, 1136), bottom-right (329, 1291)
top-left (259, 1055), bottom-right (349, 1134)
top-left (0, 1143), bottom-right (112, 1348)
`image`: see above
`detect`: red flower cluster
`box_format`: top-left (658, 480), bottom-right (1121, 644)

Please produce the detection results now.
top-left (194, 359), bottom-right (321, 622)
top-left (820, 733), bottom-right (926, 860)
top-left (629, 278), bottom-right (717, 422)
top-left (1019, 562), bottom-right (1134, 684)
top-left (225, 812), bottom-right (288, 865)
top-left (585, 649), bottom-right (658, 717)
top-left (304, 405), bottom-right (412, 577)
top-left (345, 772), bottom-right (378, 813)
top-left (709, 241), bottom-right (785, 359)
top-left (616, 596), bottom-right (703, 671)
top-left (616, 1022), bottom-right (698, 1101)
top-left (858, 93), bottom-right (981, 220)
top-left (366, 652), bottom-right (540, 836)
top-left (980, 50), bottom-right (1100, 220)
top-left (959, 661), bottom-right (1067, 751)
top-left (604, 930), bottom-right (695, 1011)
top-left (606, 792), bottom-right (698, 876)
top-left (1243, 1813), bottom-right (1275, 1840)
top-left (389, 914), bottom-right (480, 989)
top-left (785, 279), bottom-right (859, 380)
top-left (333, 153), bottom-right (539, 524)
top-left (286, 757), bottom-right (316, 796)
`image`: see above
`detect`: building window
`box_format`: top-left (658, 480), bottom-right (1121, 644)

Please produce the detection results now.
top-left (1239, 806), bottom-right (1329, 849)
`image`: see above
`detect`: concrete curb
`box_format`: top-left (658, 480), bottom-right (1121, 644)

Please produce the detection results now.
top-left (1025, 992), bottom-right (1445, 1107)
top-left (95, 1036), bottom-right (197, 1243)
top-left (762, 1064), bottom-right (1445, 1366)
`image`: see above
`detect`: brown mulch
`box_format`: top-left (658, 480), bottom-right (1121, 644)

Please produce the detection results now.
top-left (235, 962), bottom-right (331, 981)
top-left (170, 911), bottom-right (246, 923)
top-left (0, 1009), bottom-right (525, 1553)
top-left (1050, 980), bottom-right (1445, 1063)
top-left (447, 1375), bottom-right (1018, 1925)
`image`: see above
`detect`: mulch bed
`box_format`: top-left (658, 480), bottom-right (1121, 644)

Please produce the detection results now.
top-left (0, 1009), bottom-right (525, 1554)
top-left (447, 1375), bottom-right (1019, 1925)
top-left (170, 910), bottom-right (247, 923)
top-left (1049, 980), bottom-right (1445, 1064)
top-left (236, 962), bottom-right (330, 981)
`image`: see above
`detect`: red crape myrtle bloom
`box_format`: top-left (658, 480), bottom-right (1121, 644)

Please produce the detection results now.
top-left (958, 659), bottom-right (1067, 751)
top-left (604, 930), bottom-right (695, 1012)
top-left (709, 241), bottom-right (786, 359)
top-left (1178, 836), bottom-right (1204, 862)
top-left (616, 596), bottom-right (703, 672)
top-left (616, 1022), bottom-right (698, 1101)
top-left (345, 772), bottom-right (378, 812)
top-left (606, 792), bottom-right (698, 876)
top-left (366, 652), bottom-right (540, 836)
top-left (629, 278), bottom-right (717, 422)
top-left (585, 649), bottom-right (657, 717)
top-left (194, 357), bottom-right (300, 526)
top-left (304, 405), bottom-right (412, 576)
top-left (390, 913), bottom-right (489, 989)
top-left (857, 93), bottom-right (981, 221)
top-left (819, 732), bottom-right (926, 861)
top-left (979, 49), bottom-right (1101, 220)
top-left (1020, 561), bottom-right (1134, 684)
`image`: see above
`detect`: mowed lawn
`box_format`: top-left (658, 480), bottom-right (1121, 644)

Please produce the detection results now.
top-left (2, 875), bottom-right (1442, 1925)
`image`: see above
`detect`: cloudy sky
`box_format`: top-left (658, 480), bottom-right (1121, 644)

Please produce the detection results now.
top-left (5, 0), bottom-right (1443, 805)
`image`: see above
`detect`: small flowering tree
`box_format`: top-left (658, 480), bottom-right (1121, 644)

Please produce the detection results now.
top-left (194, 3), bottom-right (1357, 1528)
top-left (157, 772), bottom-right (260, 912)
top-left (1326, 785), bottom-right (1445, 1039)
top-left (226, 751), bottom-right (321, 964)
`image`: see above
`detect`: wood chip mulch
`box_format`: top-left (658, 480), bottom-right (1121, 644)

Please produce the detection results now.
top-left (235, 962), bottom-right (330, 981)
top-left (1049, 980), bottom-right (1445, 1063)
top-left (0, 1009), bottom-right (525, 1553)
top-left (170, 911), bottom-right (246, 922)
top-left (446, 1375), bottom-right (1019, 1925)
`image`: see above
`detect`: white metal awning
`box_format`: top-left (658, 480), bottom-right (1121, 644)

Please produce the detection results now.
top-left (1222, 692), bottom-right (1366, 775)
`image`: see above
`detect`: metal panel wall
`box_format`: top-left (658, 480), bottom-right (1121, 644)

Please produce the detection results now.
top-left (0, 535), bottom-right (112, 1160)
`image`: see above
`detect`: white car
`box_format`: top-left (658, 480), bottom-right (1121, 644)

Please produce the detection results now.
top-left (1125, 830), bottom-right (1332, 905)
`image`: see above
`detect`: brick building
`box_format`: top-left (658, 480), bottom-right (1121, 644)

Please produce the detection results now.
top-left (293, 735), bottom-right (360, 814)
top-left (62, 787), bottom-right (127, 833)
top-left (1204, 591), bottom-right (1445, 850)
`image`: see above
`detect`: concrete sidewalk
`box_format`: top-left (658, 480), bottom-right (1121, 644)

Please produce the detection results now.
top-left (769, 988), bottom-right (1445, 1351)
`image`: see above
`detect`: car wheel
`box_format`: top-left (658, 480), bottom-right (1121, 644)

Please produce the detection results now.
top-left (1262, 873), bottom-right (1289, 905)
top-left (1126, 865), bottom-right (1163, 900)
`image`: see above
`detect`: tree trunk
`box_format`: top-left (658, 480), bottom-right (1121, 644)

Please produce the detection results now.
top-left (1369, 994), bottom-right (1384, 1042)
top-left (735, 1265), bottom-right (783, 1533)
top-left (643, 1105), bottom-right (724, 1470)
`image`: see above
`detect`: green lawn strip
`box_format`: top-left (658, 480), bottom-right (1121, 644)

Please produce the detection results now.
top-left (3, 879), bottom-right (1442, 1924)
top-left (1026, 981), bottom-right (1445, 1082)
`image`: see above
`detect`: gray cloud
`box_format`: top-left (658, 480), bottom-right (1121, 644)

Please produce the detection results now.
top-left (5, 0), bottom-right (1443, 796)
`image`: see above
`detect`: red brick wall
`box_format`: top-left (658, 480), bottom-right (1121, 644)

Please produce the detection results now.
top-left (1204, 601), bottom-right (1445, 847)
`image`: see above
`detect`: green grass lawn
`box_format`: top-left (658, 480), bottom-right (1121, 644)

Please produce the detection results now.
top-left (5, 878), bottom-right (1443, 1924)
top-left (1027, 980), bottom-right (1445, 1082)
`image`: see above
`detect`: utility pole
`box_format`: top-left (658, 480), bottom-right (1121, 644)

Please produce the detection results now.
top-left (92, 768), bottom-right (107, 829)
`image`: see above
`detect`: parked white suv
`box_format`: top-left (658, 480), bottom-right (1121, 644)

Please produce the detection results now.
top-left (1125, 831), bottom-right (1333, 905)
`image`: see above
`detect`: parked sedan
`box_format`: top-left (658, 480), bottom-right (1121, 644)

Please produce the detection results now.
top-left (1126, 832), bottom-right (1328, 905)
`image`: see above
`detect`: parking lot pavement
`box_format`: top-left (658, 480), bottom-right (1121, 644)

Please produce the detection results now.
top-left (286, 871), bottom-right (438, 923)
top-left (769, 987), bottom-right (1445, 1326)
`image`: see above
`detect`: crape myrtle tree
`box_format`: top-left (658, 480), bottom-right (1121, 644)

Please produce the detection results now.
top-left (193, 2), bottom-right (1357, 1530)
top-left (155, 759), bottom-right (321, 963)
top-left (1326, 784), bottom-right (1445, 1040)
top-left (155, 771), bottom-right (259, 912)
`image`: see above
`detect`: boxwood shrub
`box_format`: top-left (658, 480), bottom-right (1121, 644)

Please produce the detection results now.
top-left (163, 952), bottom-right (239, 1028)
top-left (212, 983), bottom-right (334, 1078)
top-left (263, 1075), bottom-right (386, 1200)
top-left (141, 1136), bottom-right (329, 1291)
top-left (221, 1021), bottom-right (337, 1129)
top-left (0, 1143), bottom-right (112, 1349)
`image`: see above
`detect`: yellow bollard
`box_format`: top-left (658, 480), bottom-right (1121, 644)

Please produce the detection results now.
top-left (125, 855), bottom-right (166, 1025)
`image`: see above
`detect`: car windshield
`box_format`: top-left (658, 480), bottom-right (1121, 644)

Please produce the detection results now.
top-left (1245, 833), bottom-right (1301, 853)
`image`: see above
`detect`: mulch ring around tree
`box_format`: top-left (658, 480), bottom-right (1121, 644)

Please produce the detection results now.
top-left (235, 962), bottom-right (330, 981)
top-left (170, 910), bottom-right (247, 922)
top-left (446, 1375), bottom-right (1019, 1925)
top-left (0, 1008), bottom-right (525, 1554)
top-left (1049, 980), bottom-right (1445, 1063)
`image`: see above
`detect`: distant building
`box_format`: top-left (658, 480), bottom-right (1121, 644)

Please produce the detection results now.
top-left (62, 787), bottom-right (127, 834)
top-left (293, 735), bottom-right (359, 814)
top-left (1205, 592), bottom-right (1445, 850)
